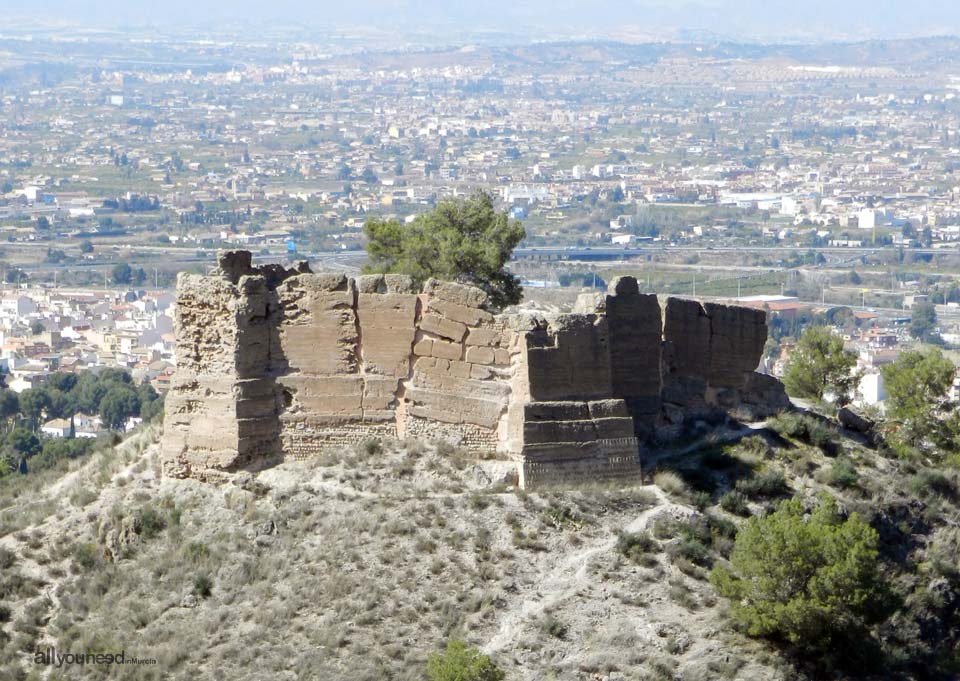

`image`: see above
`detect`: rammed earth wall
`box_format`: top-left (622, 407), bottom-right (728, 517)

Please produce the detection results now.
top-left (162, 251), bottom-right (789, 487)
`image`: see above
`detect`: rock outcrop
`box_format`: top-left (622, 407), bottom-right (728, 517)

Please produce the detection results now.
top-left (162, 251), bottom-right (790, 487)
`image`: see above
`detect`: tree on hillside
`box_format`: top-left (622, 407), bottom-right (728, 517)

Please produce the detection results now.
top-left (363, 191), bottom-right (526, 308)
top-left (18, 388), bottom-right (51, 426)
top-left (909, 301), bottom-right (940, 344)
top-left (710, 497), bottom-right (886, 656)
top-left (881, 348), bottom-right (956, 457)
top-left (112, 263), bottom-right (133, 286)
top-left (99, 385), bottom-right (140, 431)
top-left (364, 192), bottom-right (526, 307)
top-left (0, 390), bottom-right (19, 431)
top-left (782, 326), bottom-right (859, 404)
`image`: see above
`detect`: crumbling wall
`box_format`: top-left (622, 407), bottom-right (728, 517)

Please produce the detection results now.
top-left (162, 263), bottom-right (286, 480)
top-left (403, 278), bottom-right (517, 450)
top-left (162, 252), bottom-right (790, 487)
top-left (511, 312), bottom-right (641, 487)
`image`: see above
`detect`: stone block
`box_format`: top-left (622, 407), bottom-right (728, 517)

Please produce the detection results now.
top-left (465, 327), bottom-right (500, 346)
top-left (465, 345), bottom-right (495, 365)
top-left (423, 278), bottom-right (488, 308)
top-left (427, 298), bottom-right (494, 327)
top-left (413, 338), bottom-right (433, 356)
top-left (431, 339), bottom-right (463, 361)
top-left (420, 313), bottom-right (467, 342)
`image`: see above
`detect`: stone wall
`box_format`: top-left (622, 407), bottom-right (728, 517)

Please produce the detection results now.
top-left (162, 252), bottom-right (789, 486)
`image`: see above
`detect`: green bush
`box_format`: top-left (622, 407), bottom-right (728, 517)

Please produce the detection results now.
top-left (193, 573), bottom-right (213, 599)
top-left (829, 457), bottom-right (859, 490)
top-left (184, 542), bottom-right (210, 564)
top-left (136, 505), bottom-right (167, 539)
top-left (768, 412), bottom-right (835, 450)
top-left (735, 468), bottom-right (788, 499)
top-left (615, 530), bottom-right (658, 565)
top-left (710, 497), bottom-right (884, 654)
top-left (909, 469), bottom-right (955, 499)
top-left (540, 614), bottom-right (568, 640)
top-left (720, 491), bottom-right (750, 516)
top-left (72, 542), bottom-right (99, 571)
top-left (426, 640), bottom-right (505, 681)
top-left (667, 536), bottom-right (711, 567)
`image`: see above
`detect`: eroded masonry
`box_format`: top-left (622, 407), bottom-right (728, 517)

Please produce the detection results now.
top-left (162, 251), bottom-right (789, 487)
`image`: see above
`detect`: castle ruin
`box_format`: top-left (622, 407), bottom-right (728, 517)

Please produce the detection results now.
top-left (161, 251), bottom-right (789, 487)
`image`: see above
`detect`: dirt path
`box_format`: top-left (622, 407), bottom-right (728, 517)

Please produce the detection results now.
top-left (484, 485), bottom-right (670, 653)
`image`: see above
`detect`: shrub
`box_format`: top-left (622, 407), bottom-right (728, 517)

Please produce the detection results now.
top-left (426, 640), bottom-right (505, 681)
top-left (193, 573), bottom-right (213, 599)
top-left (72, 542), bottom-right (99, 571)
top-left (735, 468), bottom-right (788, 499)
top-left (719, 491), bottom-right (750, 516)
top-left (184, 542), bottom-right (210, 564)
top-left (769, 412), bottom-right (807, 439)
top-left (667, 536), bottom-right (710, 567)
top-left (769, 413), bottom-right (835, 451)
top-left (829, 457), bottom-right (859, 490)
top-left (136, 505), bottom-right (167, 539)
top-left (910, 469), bottom-right (955, 499)
top-left (653, 470), bottom-right (689, 499)
top-left (359, 439), bottom-right (382, 457)
top-left (691, 491), bottom-right (711, 511)
top-left (710, 497), bottom-right (885, 654)
top-left (540, 614), bottom-right (568, 640)
top-left (616, 530), bottom-right (658, 565)
top-left (0, 546), bottom-right (15, 570)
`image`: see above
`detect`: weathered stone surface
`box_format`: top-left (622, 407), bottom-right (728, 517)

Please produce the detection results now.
top-left (704, 302), bottom-right (767, 389)
top-left (465, 327), bottom-right (500, 346)
top-left (661, 297), bottom-right (711, 408)
top-left (423, 278), bottom-right (488, 308)
top-left (837, 406), bottom-right (875, 435)
top-left (357, 292), bottom-right (418, 377)
top-left (420, 313), bottom-right (467, 342)
top-left (524, 314), bottom-right (612, 401)
top-left (163, 250), bottom-right (791, 489)
top-left (605, 277), bottom-right (662, 434)
top-left (465, 345), bottom-right (495, 365)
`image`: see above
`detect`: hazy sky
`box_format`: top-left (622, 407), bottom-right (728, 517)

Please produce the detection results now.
top-left (15, 0), bottom-right (960, 41)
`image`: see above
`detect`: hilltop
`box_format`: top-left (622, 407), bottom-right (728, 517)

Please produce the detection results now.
top-left (0, 408), bottom-right (958, 680)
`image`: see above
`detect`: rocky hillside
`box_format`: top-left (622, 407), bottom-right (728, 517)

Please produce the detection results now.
top-left (0, 412), bottom-right (958, 680)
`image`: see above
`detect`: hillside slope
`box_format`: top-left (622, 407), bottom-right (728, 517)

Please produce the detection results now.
top-left (0, 414), bottom-right (958, 680)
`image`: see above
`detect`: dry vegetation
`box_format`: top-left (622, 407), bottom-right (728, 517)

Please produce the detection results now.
top-left (0, 426), bottom-right (797, 681)
top-left (0, 413), bottom-right (957, 680)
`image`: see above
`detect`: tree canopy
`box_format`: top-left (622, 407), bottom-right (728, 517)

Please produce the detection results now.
top-left (881, 347), bottom-right (956, 458)
top-left (363, 192), bottom-right (525, 308)
top-left (908, 301), bottom-right (940, 344)
top-left (710, 497), bottom-right (885, 655)
top-left (782, 326), bottom-right (859, 404)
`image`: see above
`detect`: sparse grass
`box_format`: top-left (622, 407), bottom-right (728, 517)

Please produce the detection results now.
top-left (539, 613), bottom-right (569, 640)
top-left (719, 491), bottom-right (750, 516)
top-left (653, 470), bottom-right (689, 500)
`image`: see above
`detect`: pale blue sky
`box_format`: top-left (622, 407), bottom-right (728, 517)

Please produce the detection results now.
top-left (15, 0), bottom-right (960, 41)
